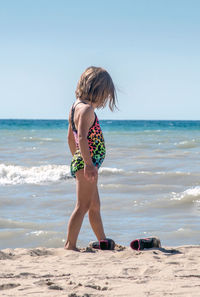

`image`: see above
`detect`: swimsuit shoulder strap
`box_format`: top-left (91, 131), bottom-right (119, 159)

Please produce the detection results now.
top-left (71, 101), bottom-right (88, 132)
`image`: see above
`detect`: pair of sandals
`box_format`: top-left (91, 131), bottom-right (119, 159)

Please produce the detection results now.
top-left (89, 236), bottom-right (161, 251)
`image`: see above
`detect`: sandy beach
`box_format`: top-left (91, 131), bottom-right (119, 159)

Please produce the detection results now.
top-left (1, 244), bottom-right (200, 297)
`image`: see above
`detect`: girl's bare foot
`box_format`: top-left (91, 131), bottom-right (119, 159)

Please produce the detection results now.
top-left (64, 242), bottom-right (80, 252)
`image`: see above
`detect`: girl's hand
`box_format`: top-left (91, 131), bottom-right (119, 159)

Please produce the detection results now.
top-left (84, 164), bottom-right (97, 182)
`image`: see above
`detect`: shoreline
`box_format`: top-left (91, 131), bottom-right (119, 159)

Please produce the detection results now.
top-left (1, 245), bottom-right (200, 296)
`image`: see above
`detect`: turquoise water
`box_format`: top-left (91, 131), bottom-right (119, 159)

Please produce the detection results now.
top-left (0, 119), bottom-right (200, 249)
top-left (1, 119), bottom-right (200, 130)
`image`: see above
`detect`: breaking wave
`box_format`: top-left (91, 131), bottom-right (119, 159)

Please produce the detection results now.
top-left (174, 139), bottom-right (198, 149)
top-left (1, 162), bottom-right (198, 186)
top-left (99, 167), bottom-right (125, 175)
top-left (0, 164), bottom-right (127, 185)
top-left (171, 186), bottom-right (200, 203)
top-left (0, 164), bottom-right (71, 185)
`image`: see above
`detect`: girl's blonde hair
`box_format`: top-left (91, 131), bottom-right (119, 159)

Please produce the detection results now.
top-left (75, 66), bottom-right (117, 111)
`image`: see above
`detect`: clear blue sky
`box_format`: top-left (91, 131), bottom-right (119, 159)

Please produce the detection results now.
top-left (0, 0), bottom-right (200, 120)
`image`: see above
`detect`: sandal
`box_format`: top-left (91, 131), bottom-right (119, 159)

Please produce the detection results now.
top-left (89, 238), bottom-right (115, 250)
top-left (130, 237), bottom-right (161, 251)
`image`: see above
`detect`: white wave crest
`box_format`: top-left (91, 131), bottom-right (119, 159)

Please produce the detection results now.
top-left (0, 164), bottom-right (126, 185)
top-left (22, 137), bottom-right (60, 142)
top-left (171, 186), bottom-right (200, 203)
top-left (0, 164), bottom-right (71, 185)
top-left (174, 139), bottom-right (198, 149)
top-left (138, 170), bottom-right (191, 176)
top-left (99, 167), bottom-right (125, 175)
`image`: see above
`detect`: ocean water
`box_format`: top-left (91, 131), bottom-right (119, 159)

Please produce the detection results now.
top-left (0, 119), bottom-right (200, 249)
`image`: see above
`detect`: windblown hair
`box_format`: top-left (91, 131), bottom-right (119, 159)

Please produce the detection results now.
top-left (75, 66), bottom-right (117, 111)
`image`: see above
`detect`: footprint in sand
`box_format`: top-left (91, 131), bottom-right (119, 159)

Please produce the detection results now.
top-left (19, 272), bottom-right (36, 278)
top-left (122, 267), bottom-right (139, 275)
top-left (166, 261), bottom-right (180, 265)
top-left (85, 284), bottom-right (108, 291)
top-left (143, 268), bottom-right (161, 275)
top-left (33, 279), bottom-right (54, 286)
top-left (33, 278), bottom-right (64, 290)
top-left (29, 248), bottom-right (53, 257)
top-left (0, 283), bottom-right (21, 290)
top-left (48, 284), bottom-right (64, 290)
top-left (0, 251), bottom-right (14, 260)
top-left (0, 273), bottom-right (15, 279)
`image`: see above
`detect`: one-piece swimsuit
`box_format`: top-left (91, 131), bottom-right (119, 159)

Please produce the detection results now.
top-left (70, 101), bottom-right (106, 178)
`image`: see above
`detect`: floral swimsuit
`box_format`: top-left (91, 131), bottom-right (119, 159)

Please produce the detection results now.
top-left (70, 102), bottom-right (106, 178)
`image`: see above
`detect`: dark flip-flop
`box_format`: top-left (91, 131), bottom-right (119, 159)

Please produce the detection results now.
top-left (130, 237), bottom-right (161, 251)
top-left (89, 238), bottom-right (115, 250)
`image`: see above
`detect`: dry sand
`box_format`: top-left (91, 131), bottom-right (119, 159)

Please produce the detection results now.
top-left (0, 244), bottom-right (200, 297)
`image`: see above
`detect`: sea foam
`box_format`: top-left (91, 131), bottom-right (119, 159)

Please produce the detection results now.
top-left (99, 167), bottom-right (125, 175)
top-left (0, 164), bottom-right (126, 185)
top-left (171, 186), bottom-right (200, 203)
top-left (0, 164), bottom-right (71, 185)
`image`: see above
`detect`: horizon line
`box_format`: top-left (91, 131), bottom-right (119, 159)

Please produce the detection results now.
top-left (0, 118), bottom-right (200, 121)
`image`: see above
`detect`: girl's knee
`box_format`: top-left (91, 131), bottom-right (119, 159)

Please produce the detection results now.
top-left (75, 203), bottom-right (90, 215)
top-left (89, 201), bottom-right (100, 212)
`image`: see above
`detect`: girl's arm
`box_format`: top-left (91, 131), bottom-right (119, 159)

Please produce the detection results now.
top-left (77, 106), bottom-right (97, 181)
top-left (67, 118), bottom-right (76, 156)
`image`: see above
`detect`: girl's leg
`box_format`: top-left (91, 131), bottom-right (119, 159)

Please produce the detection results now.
top-left (88, 185), bottom-right (106, 241)
top-left (65, 169), bottom-right (97, 250)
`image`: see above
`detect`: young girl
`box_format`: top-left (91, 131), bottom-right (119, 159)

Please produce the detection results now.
top-left (65, 66), bottom-right (117, 251)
